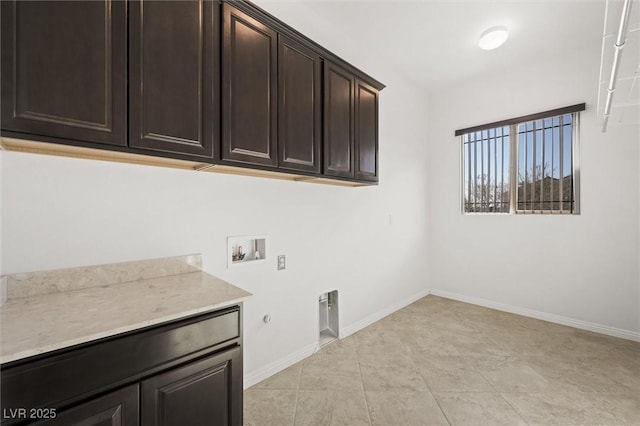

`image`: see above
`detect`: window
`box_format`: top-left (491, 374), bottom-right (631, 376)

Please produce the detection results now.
top-left (458, 104), bottom-right (584, 214)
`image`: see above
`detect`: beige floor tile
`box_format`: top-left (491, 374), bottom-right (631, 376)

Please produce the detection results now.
top-left (581, 393), bottom-right (640, 425)
top-left (501, 392), bottom-right (588, 425)
top-left (504, 391), bottom-right (640, 426)
top-left (472, 356), bottom-right (554, 393)
top-left (359, 354), bottom-right (428, 391)
top-left (410, 354), bottom-right (494, 392)
top-left (317, 336), bottom-right (357, 358)
top-left (294, 391), bottom-right (332, 426)
top-left (402, 330), bottom-right (462, 356)
top-left (433, 392), bottom-right (527, 426)
top-left (379, 310), bottom-right (432, 333)
top-left (578, 356), bottom-right (640, 394)
top-left (253, 362), bottom-right (302, 390)
top-left (366, 391), bottom-right (449, 426)
top-left (292, 390), bottom-right (372, 426)
top-left (354, 329), bottom-right (407, 355)
top-left (300, 353), bottom-right (363, 391)
top-left (330, 391), bottom-right (371, 426)
top-left (484, 328), bottom-right (557, 357)
top-left (442, 332), bottom-right (512, 357)
top-left (523, 356), bottom-right (635, 394)
top-left (243, 389), bottom-right (297, 426)
top-left (548, 328), bottom-right (634, 360)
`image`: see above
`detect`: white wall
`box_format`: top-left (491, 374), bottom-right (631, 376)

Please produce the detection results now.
top-left (426, 44), bottom-right (640, 337)
top-left (0, 4), bottom-right (430, 383)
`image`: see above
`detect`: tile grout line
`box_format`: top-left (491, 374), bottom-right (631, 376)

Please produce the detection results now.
top-left (291, 359), bottom-right (304, 426)
top-left (497, 392), bottom-right (531, 426)
top-left (354, 335), bottom-right (374, 426)
top-left (400, 350), bottom-right (453, 426)
top-left (467, 343), bottom-right (534, 426)
top-left (396, 328), bottom-right (452, 426)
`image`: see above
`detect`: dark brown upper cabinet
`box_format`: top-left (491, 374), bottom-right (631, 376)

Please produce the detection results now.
top-left (323, 61), bottom-right (355, 179)
top-left (355, 79), bottom-right (379, 182)
top-left (129, 0), bottom-right (217, 159)
top-left (278, 36), bottom-right (321, 174)
top-left (0, 0), bottom-right (127, 146)
top-left (1, 1), bottom-right (384, 185)
top-left (222, 4), bottom-right (278, 167)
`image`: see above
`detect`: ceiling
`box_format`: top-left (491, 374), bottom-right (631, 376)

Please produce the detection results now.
top-left (258, 0), bottom-right (609, 92)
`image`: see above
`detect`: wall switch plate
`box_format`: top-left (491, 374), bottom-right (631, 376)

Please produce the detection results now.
top-left (277, 255), bottom-right (286, 270)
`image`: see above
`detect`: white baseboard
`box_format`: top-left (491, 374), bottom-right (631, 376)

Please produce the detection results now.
top-left (340, 288), bottom-right (431, 338)
top-left (243, 342), bottom-right (317, 390)
top-left (430, 288), bottom-right (640, 343)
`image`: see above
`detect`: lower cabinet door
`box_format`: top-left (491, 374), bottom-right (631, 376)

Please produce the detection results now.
top-left (32, 385), bottom-right (139, 426)
top-left (141, 347), bottom-right (242, 426)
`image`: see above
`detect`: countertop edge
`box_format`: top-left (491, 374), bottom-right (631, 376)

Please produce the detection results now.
top-left (1, 295), bottom-right (250, 365)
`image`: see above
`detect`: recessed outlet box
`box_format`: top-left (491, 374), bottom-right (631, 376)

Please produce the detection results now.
top-left (227, 235), bottom-right (267, 268)
top-left (319, 290), bottom-right (339, 347)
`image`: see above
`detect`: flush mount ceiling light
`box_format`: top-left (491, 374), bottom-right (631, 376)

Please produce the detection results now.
top-left (478, 26), bottom-right (509, 50)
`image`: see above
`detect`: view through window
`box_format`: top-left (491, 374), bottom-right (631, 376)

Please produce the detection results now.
top-left (460, 106), bottom-right (581, 214)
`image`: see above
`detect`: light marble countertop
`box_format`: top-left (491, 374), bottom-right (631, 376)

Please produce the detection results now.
top-left (0, 271), bottom-right (252, 364)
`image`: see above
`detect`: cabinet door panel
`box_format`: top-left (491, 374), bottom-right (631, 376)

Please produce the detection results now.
top-left (355, 80), bottom-right (379, 181)
top-left (0, 0), bottom-right (126, 146)
top-left (278, 36), bottom-right (321, 173)
top-left (323, 62), bottom-right (355, 178)
top-left (32, 385), bottom-right (139, 426)
top-left (142, 347), bottom-right (242, 426)
top-left (222, 5), bottom-right (277, 166)
top-left (129, 0), bottom-right (217, 158)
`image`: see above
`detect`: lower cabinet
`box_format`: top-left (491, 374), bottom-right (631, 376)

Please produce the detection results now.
top-left (141, 348), bottom-right (241, 426)
top-left (32, 385), bottom-right (139, 426)
top-left (1, 307), bottom-right (243, 426)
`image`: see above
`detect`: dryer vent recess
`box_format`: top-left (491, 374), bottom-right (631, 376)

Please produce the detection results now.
top-left (319, 290), bottom-right (339, 347)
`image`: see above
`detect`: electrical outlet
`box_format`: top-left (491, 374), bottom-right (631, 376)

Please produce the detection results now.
top-left (277, 255), bottom-right (286, 270)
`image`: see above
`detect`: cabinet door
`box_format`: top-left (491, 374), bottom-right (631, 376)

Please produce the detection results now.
top-left (32, 385), bottom-right (139, 426)
top-left (129, 0), bottom-right (217, 159)
top-left (0, 1), bottom-right (126, 146)
top-left (222, 4), bottom-right (277, 167)
top-left (278, 36), bottom-right (321, 173)
top-left (323, 61), bottom-right (355, 178)
top-left (355, 79), bottom-right (379, 182)
top-left (141, 347), bottom-right (242, 426)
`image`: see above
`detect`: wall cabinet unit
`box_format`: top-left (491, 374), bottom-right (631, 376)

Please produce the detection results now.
top-left (1, 306), bottom-right (243, 426)
top-left (323, 61), bottom-right (355, 179)
top-left (323, 61), bottom-right (380, 181)
top-left (222, 4), bottom-right (322, 174)
top-left (355, 79), bottom-right (379, 181)
top-left (222, 4), bottom-right (277, 167)
top-left (278, 36), bottom-right (321, 173)
top-left (0, 0), bottom-right (127, 146)
top-left (129, 0), bottom-right (218, 159)
top-left (0, 0), bottom-right (384, 185)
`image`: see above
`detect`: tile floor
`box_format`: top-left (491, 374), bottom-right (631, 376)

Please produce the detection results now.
top-left (243, 296), bottom-right (640, 425)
